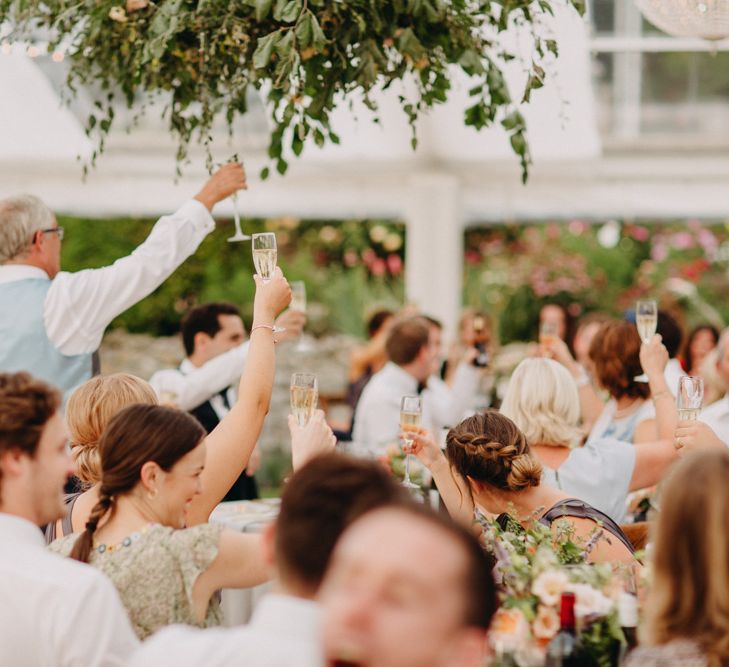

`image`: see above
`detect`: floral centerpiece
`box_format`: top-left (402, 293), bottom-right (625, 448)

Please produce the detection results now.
top-left (480, 512), bottom-right (633, 666)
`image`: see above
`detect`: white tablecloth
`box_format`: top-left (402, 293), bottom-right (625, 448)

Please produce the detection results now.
top-left (210, 499), bottom-right (280, 626)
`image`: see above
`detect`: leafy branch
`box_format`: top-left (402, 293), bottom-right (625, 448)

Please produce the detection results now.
top-left (1, 0), bottom-right (583, 181)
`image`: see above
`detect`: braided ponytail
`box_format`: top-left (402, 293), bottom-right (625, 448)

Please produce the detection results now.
top-left (69, 490), bottom-right (113, 563)
top-left (446, 410), bottom-right (542, 492)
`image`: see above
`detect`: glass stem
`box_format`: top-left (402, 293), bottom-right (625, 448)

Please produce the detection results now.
top-left (404, 451), bottom-right (412, 485)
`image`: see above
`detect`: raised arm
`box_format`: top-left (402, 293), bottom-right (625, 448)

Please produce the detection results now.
top-left (405, 429), bottom-right (475, 529)
top-left (186, 268), bottom-right (291, 524)
top-left (640, 334), bottom-right (676, 441)
top-left (46, 164), bottom-right (247, 356)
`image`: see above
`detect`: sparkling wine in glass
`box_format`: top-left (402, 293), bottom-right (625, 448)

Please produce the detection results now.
top-left (400, 395), bottom-right (422, 490)
top-left (539, 321), bottom-right (559, 347)
top-left (677, 375), bottom-right (703, 422)
top-left (290, 281), bottom-right (307, 312)
top-left (634, 299), bottom-right (658, 382)
top-left (290, 373), bottom-right (318, 427)
top-left (252, 233), bottom-right (277, 283)
top-left (227, 193), bottom-right (251, 242)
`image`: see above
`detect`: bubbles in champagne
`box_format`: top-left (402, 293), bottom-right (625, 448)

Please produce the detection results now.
top-left (636, 314), bottom-right (657, 343)
top-left (678, 408), bottom-right (700, 421)
top-left (291, 385), bottom-right (318, 426)
top-left (253, 248), bottom-right (277, 281)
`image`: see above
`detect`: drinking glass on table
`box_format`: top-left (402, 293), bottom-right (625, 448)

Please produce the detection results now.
top-left (634, 299), bottom-right (657, 382)
top-left (400, 395), bottom-right (422, 490)
top-left (290, 373), bottom-right (318, 427)
top-left (677, 376), bottom-right (704, 422)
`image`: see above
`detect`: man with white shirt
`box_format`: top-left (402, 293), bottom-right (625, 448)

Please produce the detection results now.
top-left (0, 371), bottom-right (138, 667)
top-left (149, 301), bottom-right (304, 500)
top-left (128, 453), bottom-right (407, 667)
top-left (0, 163), bottom-right (245, 401)
top-left (352, 316), bottom-right (479, 456)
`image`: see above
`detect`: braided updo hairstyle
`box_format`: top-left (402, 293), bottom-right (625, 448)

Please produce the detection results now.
top-left (446, 410), bottom-right (542, 492)
top-left (69, 404), bottom-right (205, 563)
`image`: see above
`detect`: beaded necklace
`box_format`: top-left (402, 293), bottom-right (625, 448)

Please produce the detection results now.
top-left (94, 523), bottom-right (157, 555)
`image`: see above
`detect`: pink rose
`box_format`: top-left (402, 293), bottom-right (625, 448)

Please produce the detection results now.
top-left (126, 0), bottom-right (149, 11)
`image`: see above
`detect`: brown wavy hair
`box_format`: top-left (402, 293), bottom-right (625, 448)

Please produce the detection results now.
top-left (589, 320), bottom-right (650, 400)
top-left (0, 372), bottom-right (60, 496)
top-left (66, 374), bottom-right (157, 488)
top-left (69, 404), bottom-right (205, 563)
top-left (644, 450), bottom-right (729, 666)
top-left (446, 410), bottom-right (542, 492)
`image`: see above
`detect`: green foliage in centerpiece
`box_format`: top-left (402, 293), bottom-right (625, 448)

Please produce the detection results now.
top-left (479, 511), bottom-right (632, 666)
top-left (2, 0), bottom-right (582, 179)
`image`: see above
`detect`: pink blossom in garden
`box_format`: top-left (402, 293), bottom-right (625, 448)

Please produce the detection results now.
top-left (386, 254), bottom-right (403, 275)
top-left (671, 232), bottom-right (694, 250)
top-left (370, 258), bottom-right (386, 277)
top-left (343, 250), bottom-right (359, 267)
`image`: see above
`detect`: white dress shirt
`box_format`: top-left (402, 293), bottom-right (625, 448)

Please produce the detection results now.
top-left (0, 513), bottom-right (138, 667)
top-left (127, 594), bottom-right (322, 667)
top-left (0, 200), bottom-right (214, 356)
top-left (699, 394), bottom-right (729, 446)
top-left (148, 345), bottom-right (248, 412)
top-left (352, 361), bottom-right (479, 455)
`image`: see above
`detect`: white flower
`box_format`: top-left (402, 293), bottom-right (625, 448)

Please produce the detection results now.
top-left (489, 608), bottom-right (530, 653)
top-left (532, 605), bottom-right (561, 641)
top-left (531, 570), bottom-right (569, 607)
top-left (568, 583), bottom-right (614, 619)
top-left (108, 6), bottom-right (128, 22)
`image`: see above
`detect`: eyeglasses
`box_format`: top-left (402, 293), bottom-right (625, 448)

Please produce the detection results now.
top-left (38, 227), bottom-right (64, 241)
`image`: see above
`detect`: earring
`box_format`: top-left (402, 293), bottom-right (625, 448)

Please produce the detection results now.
top-left (147, 488), bottom-right (158, 501)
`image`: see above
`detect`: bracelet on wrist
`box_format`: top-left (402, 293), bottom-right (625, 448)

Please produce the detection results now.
top-left (250, 324), bottom-right (275, 338)
top-left (651, 389), bottom-right (671, 402)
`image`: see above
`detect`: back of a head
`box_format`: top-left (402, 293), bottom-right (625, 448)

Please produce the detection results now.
top-left (0, 195), bottom-right (54, 263)
top-left (70, 404), bottom-right (205, 562)
top-left (656, 310), bottom-right (684, 360)
top-left (500, 358), bottom-right (582, 449)
top-left (181, 302), bottom-right (242, 356)
top-left (589, 319), bottom-right (649, 400)
top-left (366, 309), bottom-right (394, 338)
top-left (446, 410), bottom-right (542, 492)
top-left (275, 453), bottom-right (408, 591)
top-left (66, 374), bottom-right (158, 487)
top-left (385, 316), bottom-right (430, 366)
top-left (0, 372), bottom-right (60, 498)
top-left (646, 450), bottom-right (729, 661)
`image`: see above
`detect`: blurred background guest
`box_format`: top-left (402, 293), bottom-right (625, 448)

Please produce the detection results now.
top-left (539, 302), bottom-right (575, 353)
top-left (681, 324), bottom-right (719, 378)
top-left (626, 450), bottom-right (729, 667)
top-left (697, 328), bottom-right (729, 444)
top-left (442, 309), bottom-right (494, 385)
top-left (572, 311), bottom-right (611, 377)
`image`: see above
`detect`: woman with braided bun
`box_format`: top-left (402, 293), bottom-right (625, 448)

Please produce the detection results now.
top-left (404, 410), bottom-right (636, 564)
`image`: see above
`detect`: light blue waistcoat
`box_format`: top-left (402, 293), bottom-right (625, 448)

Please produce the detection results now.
top-left (0, 278), bottom-right (94, 401)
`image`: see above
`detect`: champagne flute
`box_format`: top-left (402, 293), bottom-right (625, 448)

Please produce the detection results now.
top-left (290, 373), bottom-right (318, 427)
top-left (400, 395), bottom-right (422, 490)
top-left (227, 193), bottom-right (251, 242)
top-left (677, 376), bottom-right (703, 422)
top-left (634, 299), bottom-right (657, 382)
top-left (251, 232), bottom-right (277, 282)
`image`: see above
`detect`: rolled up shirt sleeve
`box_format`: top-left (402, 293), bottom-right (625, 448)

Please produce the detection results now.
top-left (44, 200), bottom-right (215, 356)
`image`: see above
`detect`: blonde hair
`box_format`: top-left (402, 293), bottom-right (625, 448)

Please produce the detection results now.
top-left (446, 410), bottom-right (542, 493)
top-left (66, 373), bottom-right (157, 486)
top-left (643, 450), bottom-right (729, 666)
top-left (500, 358), bottom-right (583, 449)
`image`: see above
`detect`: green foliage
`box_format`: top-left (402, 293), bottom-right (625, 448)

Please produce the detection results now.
top-left (2, 0), bottom-right (582, 180)
top-left (58, 213), bottom-right (404, 336)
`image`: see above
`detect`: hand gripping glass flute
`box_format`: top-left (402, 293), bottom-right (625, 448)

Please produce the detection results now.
top-left (634, 299), bottom-right (657, 382)
top-left (252, 232), bottom-right (285, 334)
top-left (290, 373), bottom-right (318, 427)
top-left (400, 395), bottom-right (422, 490)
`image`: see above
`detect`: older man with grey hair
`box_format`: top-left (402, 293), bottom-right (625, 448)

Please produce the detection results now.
top-left (0, 163), bottom-right (245, 400)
